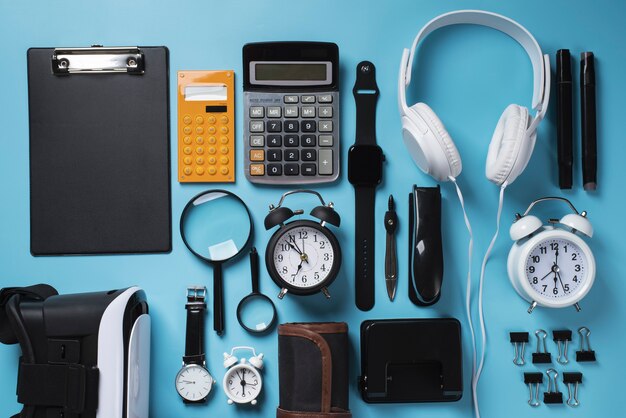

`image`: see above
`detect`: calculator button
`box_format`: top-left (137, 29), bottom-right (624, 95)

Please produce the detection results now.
top-left (195, 116), bottom-right (204, 124)
top-left (208, 136), bottom-right (217, 144)
top-left (302, 150), bottom-right (316, 161)
top-left (319, 150), bottom-right (333, 175)
top-left (183, 156), bottom-right (192, 165)
top-left (250, 164), bottom-right (265, 176)
top-left (301, 135), bottom-right (316, 147)
top-left (284, 95), bottom-right (298, 103)
top-left (301, 121), bottom-right (316, 132)
top-left (285, 106), bottom-right (299, 118)
top-left (183, 147), bottom-right (192, 155)
top-left (250, 121), bottom-right (264, 132)
top-left (250, 107), bottom-right (264, 118)
top-left (318, 95), bottom-right (333, 103)
top-left (183, 115), bottom-right (192, 124)
top-left (220, 167), bottom-right (229, 175)
top-left (267, 150), bottom-right (282, 161)
top-left (220, 126), bottom-right (229, 134)
top-left (220, 156), bottom-right (229, 165)
top-left (208, 166), bottom-right (217, 175)
top-left (250, 149), bottom-right (265, 161)
top-left (285, 164), bottom-right (300, 175)
top-left (183, 136), bottom-right (192, 145)
top-left (250, 135), bottom-right (264, 147)
top-left (267, 135), bottom-right (282, 147)
top-left (319, 106), bottom-right (333, 118)
top-left (196, 146), bottom-right (205, 155)
top-left (183, 166), bottom-right (193, 175)
top-left (302, 107), bottom-right (316, 118)
top-left (208, 147), bottom-right (217, 154)
top-left (319, 135), bottom-right (333, 146)
top-left (302, 163), bottom-right (317, 175)
top-left (267, 164), bottom-right (282, 176)
top-left (183, 126), bottom-right (192, 135)
top-left (207, 116), bottom-right (216, 124)
top-left (195, 166), bottom-right (205, 175)
top-left (267, 107), bottom-right (282, 118)
top-left (284, 150), bottom-right (299, 161)
top-left (301, 95), bottom-right (315, 103)
top-left (319, 121), bottom-right (333, 132)
top-left (196, 137), bottom-right (204, 145)
top-left (220, 146), bottom-right (229, 154)
top-left (284, 135), bottom-right (299, 147)
top-left (220, 115), bottom-right (229, 124)
top-left (208, 156), bottom-right (217, 165)
top-left (267, 121), bottom-right (282, 132)
top-left (220, 136), bottom-right (229, 144)
top-left (196, 126), bottom-right (204, 134)
top-left (284, 121), bottom-right (299, 132)
top-left (207, 126), bottom-right (216, 134)
top-left (196, 157), bottom-right (205, 165)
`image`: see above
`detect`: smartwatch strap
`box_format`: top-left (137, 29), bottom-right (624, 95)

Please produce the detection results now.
top-left (352, 61), bottom-right (380, 311)
top-left (354, 186), bottom-right (376, 311)
top-left (184, 287), bottom-right (206, 365)
top-left (353, 61), bottom-right (379, 146)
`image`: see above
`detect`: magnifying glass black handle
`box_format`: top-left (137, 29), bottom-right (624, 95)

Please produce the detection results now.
top-left (214, 264), bottom-right (224, 335)
top-left (250, 247), bottom-right (260, 294)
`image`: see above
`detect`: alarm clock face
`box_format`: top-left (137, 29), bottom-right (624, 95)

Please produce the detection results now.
top-left (267, 220), bottom-right (341, 295)
top-left (175, 364), bottom-right (213, 401)
top-left (525, 238), bottom-right (587, 299)
top-left (223, 364), bottom-right (262, 404)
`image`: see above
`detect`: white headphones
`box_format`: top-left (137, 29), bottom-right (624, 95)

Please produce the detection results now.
top-left (398, 10), bottom-right (551, 185)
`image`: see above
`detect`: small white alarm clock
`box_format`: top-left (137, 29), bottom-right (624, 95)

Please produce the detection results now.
top-left (222, 346), bottom-right (264, 405)
top-left (507, 197), bottom-right (596, 313)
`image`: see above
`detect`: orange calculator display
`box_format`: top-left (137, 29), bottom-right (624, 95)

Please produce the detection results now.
top-left (178, 71), bottom-right (235, 182)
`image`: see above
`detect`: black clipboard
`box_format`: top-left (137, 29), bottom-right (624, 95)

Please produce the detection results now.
top-left (27, 46), bottom-right (171, 255)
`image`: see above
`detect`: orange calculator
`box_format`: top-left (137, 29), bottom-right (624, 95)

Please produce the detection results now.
top-left (178, 71), bottom-right (235, 182)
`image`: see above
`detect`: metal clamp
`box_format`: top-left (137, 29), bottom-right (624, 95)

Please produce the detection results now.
top-left (543, 369), bottom-right (564, 404)
top-left (563, 372), bottom-right (583, 407)
top-left (510, 332), bottom-right (529, 366)
top-left (524, 372), bottom-right (543, 407)
top-left (553, 329), bottom-right (572, 365)
top-left (52, 46), bottom-right (145, 74)
top-left (576, 326), bottom-right (597, 362)
top-left (532, 329), bottom-right (552, 364)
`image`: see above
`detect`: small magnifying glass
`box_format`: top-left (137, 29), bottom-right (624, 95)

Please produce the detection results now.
top-left (237, 247), bottom-right (277, 334)
top-left (180, 190), bottom-right (253, 336)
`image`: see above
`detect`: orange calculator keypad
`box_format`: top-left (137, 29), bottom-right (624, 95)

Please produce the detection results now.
top-left (178, 71), bottom-right (234, 183)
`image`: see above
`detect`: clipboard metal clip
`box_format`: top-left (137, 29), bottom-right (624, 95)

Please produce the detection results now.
top-left (52, 46), bottom-right (144, 75)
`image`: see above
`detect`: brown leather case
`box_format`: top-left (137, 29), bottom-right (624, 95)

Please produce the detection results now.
top-left (277, 323), bottom-right (351, 418)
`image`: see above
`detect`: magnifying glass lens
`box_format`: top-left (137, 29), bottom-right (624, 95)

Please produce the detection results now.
top-left (238, 294), bottom-right (276, 333)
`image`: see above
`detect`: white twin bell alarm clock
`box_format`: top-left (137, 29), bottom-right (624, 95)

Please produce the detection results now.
top-left (507, 197), bottom-right (596, 313)
top-left (222, 346), bottom-right (264, 405)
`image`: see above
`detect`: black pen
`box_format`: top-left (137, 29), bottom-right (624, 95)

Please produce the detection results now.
top-left (556, 50), bottom-right (573, 189)
top-left (580, 52), bottom-right (597, 191)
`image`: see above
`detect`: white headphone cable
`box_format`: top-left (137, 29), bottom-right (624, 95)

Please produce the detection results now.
top-left (449, 176), bottom-right (479, 417)
top-left (472, 182), bottom-right (507, 417)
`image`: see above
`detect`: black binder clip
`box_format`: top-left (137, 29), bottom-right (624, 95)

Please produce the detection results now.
top-left (510, 332), bottom-right (529, 366)
top-left (563, 372), bottom-right (583, 407)
top-left (553, 329), bottom-right (572, 364)
top-left (532, 329), bottom-right (552, 364)
top-left (543, 369), bottom-right (564, 404)
top-left (524, 372), bottom-right (543, 407)
top-left (576, 326), bottom-right (596, 362)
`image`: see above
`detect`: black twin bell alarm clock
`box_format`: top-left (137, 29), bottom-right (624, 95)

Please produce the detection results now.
top-left (264, 190), bottom-right (342, 299)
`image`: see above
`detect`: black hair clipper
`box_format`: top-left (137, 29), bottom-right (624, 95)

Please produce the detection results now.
top-left (408, 185), bottom-right (443, 306)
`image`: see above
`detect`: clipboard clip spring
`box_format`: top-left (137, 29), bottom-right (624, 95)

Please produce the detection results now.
top-left (52, 46), bottom-right (144, 75)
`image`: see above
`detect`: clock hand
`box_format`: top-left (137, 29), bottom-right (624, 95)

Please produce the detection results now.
top-left (556, 270), bottom-right (567, 292)
top-left (539, 270), bottom-right (553, 281)
top-left (554, 248), bottom-right (559, 267)
top-left (288, 235), bottom-right (304, 254)
top-left (302, 238), bottom-right (310, 264)
top-left (553, 274), bottom-right (558, 291)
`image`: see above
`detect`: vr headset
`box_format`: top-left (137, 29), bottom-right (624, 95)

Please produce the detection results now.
top-left (0, 285), bottom-right (150, 418)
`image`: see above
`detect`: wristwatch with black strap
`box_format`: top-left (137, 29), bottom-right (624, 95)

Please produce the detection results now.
top-left (175, 286), bottom-right (215, 404)
top-left (348, 61), bottom-right (385, 311)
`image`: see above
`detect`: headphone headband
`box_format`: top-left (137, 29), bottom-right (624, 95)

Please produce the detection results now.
top-left (402, 10), bottom-right (549, 113)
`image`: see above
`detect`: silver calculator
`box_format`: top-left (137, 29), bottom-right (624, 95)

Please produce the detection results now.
top-left (243, 42), bottom-right (340, 185)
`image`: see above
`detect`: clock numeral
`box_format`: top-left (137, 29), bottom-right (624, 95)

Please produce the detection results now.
top-left (277, 254), bottom-right (284, 262)
top-left (314, 234), bottom-right (318, 242)
top-left (282, 266), bottom-right (288, 274)
top-left (314, 272), bottom-right (320, 280)
top-left (290, 274), bottom-right (297, 282)
top-left (540, 246), bottom-right (547, 254)
top-left (280, 243), bottom-right (289, 252)
top-left (319, 241), bottom-right (326, 249)
top-left (564, 284), bottom-right (570, 292)
top-left (550, 242), bottom-right (559, 251)
top-left (298, 231), bottom-right (308, 239)
top-left (542, 285), bottom-right (547, 292)
top-left (571, 253), bottom-right (577, 261)
top-left (553, 287), bottom-right (559, 295)
top-left (323, 253), bottom-right (330, 261)
top-left (528, 266), bottom-right (535, 273)
top-left (532, 277), bottom-right (538, 284)
top-left (228, 380), bottom-right (233, 385)
top-left (532, 255), bottom-right (540, 263)
top-left (574, 264), bottom-right (581, 272)
top-left (573, 275), bottom-right (578, 282)
top-left (564, 245), bottom-right (568, 253)
top-left (302, 275), bottom-right (307, 283)
top-left (321, 264), bottom-right (326, 272)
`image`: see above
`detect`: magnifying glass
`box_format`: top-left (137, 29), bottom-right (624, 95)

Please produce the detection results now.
top-left (237, 247), bottom-right (277, 334)
top-left (180, 190), bottom-right (253, 336)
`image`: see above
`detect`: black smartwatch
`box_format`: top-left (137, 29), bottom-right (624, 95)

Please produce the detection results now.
top-left (175, 286), bottom-right (215, 403)
top-left (348, 61), bottom-right (384, 311)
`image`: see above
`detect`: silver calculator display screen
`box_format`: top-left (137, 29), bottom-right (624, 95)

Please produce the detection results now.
top-left (250, 61), bottom-right (332, 86)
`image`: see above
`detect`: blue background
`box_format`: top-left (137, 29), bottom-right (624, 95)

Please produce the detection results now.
top-left (1, 1), bottom-right (624, 417)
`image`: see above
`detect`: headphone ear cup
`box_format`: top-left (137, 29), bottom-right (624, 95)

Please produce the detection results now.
top-left (486, 104), bottom-right (531, 186)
